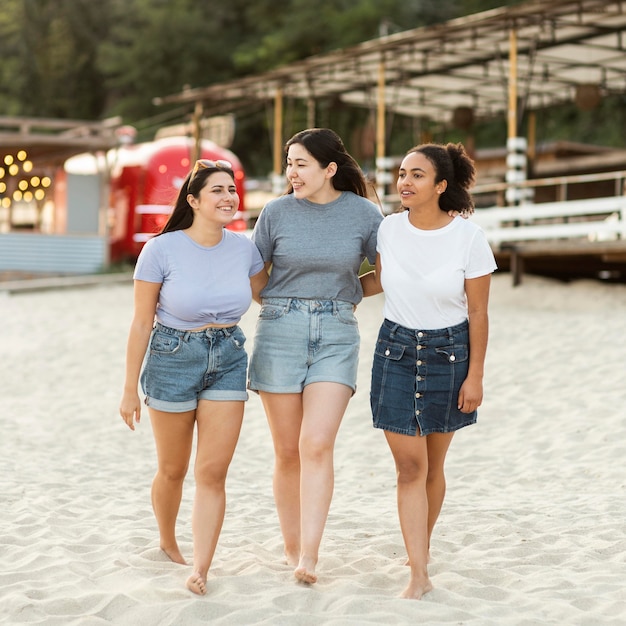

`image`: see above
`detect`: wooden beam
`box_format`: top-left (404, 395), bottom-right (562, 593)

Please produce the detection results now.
top-left (273, 88), bottom-right (284, 178)
top-left (508, 28), bottom-right (517, 141)
top-left (376, 55), bottom-right (386, 163)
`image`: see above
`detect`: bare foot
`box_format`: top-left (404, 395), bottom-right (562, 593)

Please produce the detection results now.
top-left (186, 572), bottom-right (207, 596)
top-left (400, 577), bottom-right (433, 600)
top-left (294, 556), bottom-right (317, 584)
top-left (161, 544), bottom-right (187, 565)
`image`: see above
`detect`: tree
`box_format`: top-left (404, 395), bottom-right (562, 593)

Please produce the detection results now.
top-left (0, 0), bottom-right (110, 119)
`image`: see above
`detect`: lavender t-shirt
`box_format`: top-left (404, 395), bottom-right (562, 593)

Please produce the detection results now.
top-left (134, 229), bottom-right (264, 329)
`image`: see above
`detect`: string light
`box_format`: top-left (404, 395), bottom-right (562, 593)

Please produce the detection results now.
top-left (0, 150), bottom-right (51, 234)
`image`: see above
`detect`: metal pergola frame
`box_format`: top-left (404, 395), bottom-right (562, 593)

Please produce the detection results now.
top-left (155, 0), bottom-right (626, 177)
top-left (0, 117), bottom-right (122, 166)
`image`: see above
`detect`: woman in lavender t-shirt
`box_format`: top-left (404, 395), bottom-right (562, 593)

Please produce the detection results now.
top-left (119, 159), bottom-right (267, 595)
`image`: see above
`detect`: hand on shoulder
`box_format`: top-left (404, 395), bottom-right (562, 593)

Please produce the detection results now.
top-left (448, 208), bottom-right (474, 219)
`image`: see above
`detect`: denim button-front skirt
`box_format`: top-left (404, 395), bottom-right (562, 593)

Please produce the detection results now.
top-left (370, 318), bottom-right (477, 436)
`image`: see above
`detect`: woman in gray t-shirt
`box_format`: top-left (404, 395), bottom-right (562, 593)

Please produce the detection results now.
top-left (249, 128), bottom-right (383, 584)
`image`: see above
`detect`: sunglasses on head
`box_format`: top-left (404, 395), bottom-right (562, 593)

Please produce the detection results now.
top-left (188, 159), bottom-right (233, 185)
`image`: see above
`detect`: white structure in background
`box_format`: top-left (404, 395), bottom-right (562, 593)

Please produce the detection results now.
top-left (506, 136), bottom-right (533, 206)
top-left (375, 156), bottom-right (396, 215)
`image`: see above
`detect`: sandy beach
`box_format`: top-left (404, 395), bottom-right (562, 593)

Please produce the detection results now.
top-left (1, 272), bottom-right (625, 625)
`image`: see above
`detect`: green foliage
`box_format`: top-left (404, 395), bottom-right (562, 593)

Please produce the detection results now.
top-left (0, 0), bottom-right (21, 115)
top-left (0, 0), bottom-right (621, 177)
top-left (534, 96), bottom-right (626, 148)
top-left (0, 0), bottom-right (110, 118)
top-left (234, 0), bottom-right (457, 73)
top-left (98, 0), bottom-right (251, 126)
top-left (459, 0), bottom-right (524, 13)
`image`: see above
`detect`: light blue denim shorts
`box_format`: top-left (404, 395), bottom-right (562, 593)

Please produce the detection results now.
top-left (370, 318), bottom-right (476, 436)
top-left (141, 322), bottom-right (248, 412)
top-left (248, 298), bottom-right (360, 394)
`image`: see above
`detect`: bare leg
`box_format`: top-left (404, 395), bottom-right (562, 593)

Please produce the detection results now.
top-left (295, 382), bottom-right (352, 584)
top-left (186, 399), bottom-right (244, 595)
top-left (385, 430), bottom-right (433, 600)
top-left (425, 432), bottom-right (455, 548)
top-left (149, 408), bottom-right (195, 564)
top-left (260, 391), bottom-right (303, 566)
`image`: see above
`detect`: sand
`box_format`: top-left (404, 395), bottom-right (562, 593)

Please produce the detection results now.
top-left (1, 273), bottom-right (625, 625)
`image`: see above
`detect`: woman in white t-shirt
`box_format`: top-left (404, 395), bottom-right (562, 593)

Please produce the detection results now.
top-left (363, 143), bottom-right (496, 600)
top-left (119, 159), bottom-right (267, 595)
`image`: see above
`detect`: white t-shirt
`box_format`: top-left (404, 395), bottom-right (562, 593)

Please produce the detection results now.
top-left (377, 212), bottom-right (497, 330)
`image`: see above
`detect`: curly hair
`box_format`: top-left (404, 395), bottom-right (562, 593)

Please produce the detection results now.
top-left (405, 142), bottom-right (475, 214)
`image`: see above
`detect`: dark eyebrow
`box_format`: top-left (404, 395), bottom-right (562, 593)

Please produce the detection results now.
top-left (399, 167), bottom-right (426, 173)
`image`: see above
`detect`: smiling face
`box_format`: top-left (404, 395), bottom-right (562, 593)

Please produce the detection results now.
top-left (397, 151), bottom-right (447, 212)
top-left (285, 142), bottom-right (338, 204)
top-left (188, 170), bottom-right (239, 227)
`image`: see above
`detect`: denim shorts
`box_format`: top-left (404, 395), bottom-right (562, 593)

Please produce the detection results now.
top-left (248, 298), bottom-right (360, 393)
top-left (370, 318), bottom-right (476, 436)
top-left (141, 322), bottom-right (249, 412)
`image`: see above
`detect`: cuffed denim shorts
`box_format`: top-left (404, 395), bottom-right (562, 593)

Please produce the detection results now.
top-left (248, 298), bottom-right (360, 394)
top-left (141, 322), bottom-right (248, 412)
top-left (370, 318), bottom-right (476, 436)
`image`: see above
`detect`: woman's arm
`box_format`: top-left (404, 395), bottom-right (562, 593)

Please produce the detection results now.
top-left (457, 273), bottom-right (491, 413)
top-left (360, 253), bottom-right (383, 297)
top-left (250, 262), bottom-right (271, 304)
top-left (119, 280), bottom-right (161, 430)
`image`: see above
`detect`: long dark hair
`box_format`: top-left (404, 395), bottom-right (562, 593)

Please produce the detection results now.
top-left (157, 165), bottom-right (236, 234)
top-left (284, 128), bottom-right (369, 198)
top-left (406, 142), bottom-right (475, 214)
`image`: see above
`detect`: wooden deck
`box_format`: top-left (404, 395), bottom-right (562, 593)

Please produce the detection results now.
top-left (470, 194), bottom-right (626, 285)
top-left (492, 239), bottom-right (626, 284)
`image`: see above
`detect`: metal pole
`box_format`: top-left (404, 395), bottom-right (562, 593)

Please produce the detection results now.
top-left (192, 101), bottom-right (203, 163)
top-left (272, 88), bottom-right (284, 195)
top-left (376, 57), bottom-right (386, 166)
top-left (505, 27), bottom-right (530, 205)
top-left (507, 28), bottom-right (517, 141)
top-left (376, 55), bottom-right (393, 212)
top-left (307, 97), bottom-right (315, 129)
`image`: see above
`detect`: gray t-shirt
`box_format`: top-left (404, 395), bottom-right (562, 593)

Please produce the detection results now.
top-left (252, 191), bottom-right (383, 305)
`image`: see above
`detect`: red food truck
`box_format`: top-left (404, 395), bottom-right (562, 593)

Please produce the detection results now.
top-left (108, 136), bottom-right (247, 262)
